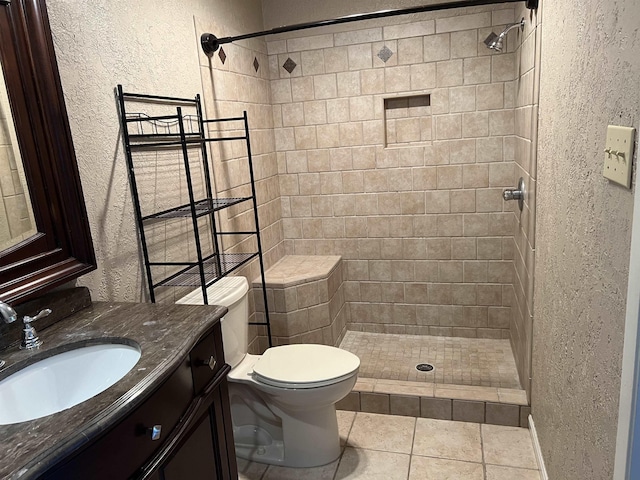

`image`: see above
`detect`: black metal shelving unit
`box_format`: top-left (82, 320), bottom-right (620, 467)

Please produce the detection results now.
top-left (117, 85), bottom-right (272, 346)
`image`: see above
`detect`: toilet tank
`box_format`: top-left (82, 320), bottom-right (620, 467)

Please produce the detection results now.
top-left (176, 276), bottom-right (249, 369)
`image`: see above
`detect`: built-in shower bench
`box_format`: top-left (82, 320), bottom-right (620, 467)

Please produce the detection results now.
top-left (253, 255), bottom-right (346, 347)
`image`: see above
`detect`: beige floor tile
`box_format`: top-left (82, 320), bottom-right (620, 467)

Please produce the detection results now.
top-left (237, 457), bottom-right (269, 480)
top-left (348, 412), bottom-right (416, 453)
top-left (482, 424), bottom-right (538, 469)
top-left (409, 456), bottom-right (484, 480)
top-left (263, 458), bottom-right (339, 479)
top-left (413, 418), bottom-right (482, 462)
top-left (335, 447), bottom-right (410, 480)
top-left (338, 410), bottom-right (356, 446)
top-left (485, 464), bottom-right (541, 479)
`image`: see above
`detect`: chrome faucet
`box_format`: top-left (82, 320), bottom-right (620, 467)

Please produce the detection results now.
top-left (0, 300), bottom-right (52, 363)
top-left (0, 300), bottom-right (18, 369)
top-left (20, 308), bottom-right (51, 350)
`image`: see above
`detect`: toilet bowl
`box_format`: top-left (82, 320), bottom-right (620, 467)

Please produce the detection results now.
top-left (177, 276), bottom-right (359, 468)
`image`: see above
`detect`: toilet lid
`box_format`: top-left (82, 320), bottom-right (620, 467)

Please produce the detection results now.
top-left (252, 344), bottom-right (360, 389)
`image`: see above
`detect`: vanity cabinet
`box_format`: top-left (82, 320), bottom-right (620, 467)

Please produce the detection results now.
top-left (43, 322), bottom-right (237, 480)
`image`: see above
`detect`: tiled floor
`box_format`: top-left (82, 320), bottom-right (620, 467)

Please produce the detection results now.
top-left (237, 411), bottom-right (541, 479)
top-left (340, 331), bottom-right (521, 388)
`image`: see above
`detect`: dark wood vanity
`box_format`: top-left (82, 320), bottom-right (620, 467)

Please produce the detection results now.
top-left (0, 299), bottom-right (238, 480)
top-left (42, 322), bottom-right (237, 480)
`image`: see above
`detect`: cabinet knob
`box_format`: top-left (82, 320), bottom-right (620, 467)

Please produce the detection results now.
top-left (197, 355), bottom-right (217, 371)
top-left (149, 425), bottom-right (162, 441)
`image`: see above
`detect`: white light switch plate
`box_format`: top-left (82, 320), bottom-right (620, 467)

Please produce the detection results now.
top-left (603, 125), bottom-right (635, 188)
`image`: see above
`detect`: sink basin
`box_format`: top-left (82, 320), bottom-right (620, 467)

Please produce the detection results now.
top-left (0, 343), bottom-right (141, 425)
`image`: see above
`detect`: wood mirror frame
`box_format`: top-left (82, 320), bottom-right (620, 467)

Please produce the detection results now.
top-left (0, 0), bottom-right (96, 304)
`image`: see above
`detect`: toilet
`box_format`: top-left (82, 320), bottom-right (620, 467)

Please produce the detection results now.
top-left (177, 276), bottom-right (360, 468)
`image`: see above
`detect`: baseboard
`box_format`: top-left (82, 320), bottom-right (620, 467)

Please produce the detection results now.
top-left (529, 414), bottom-right (549, 480)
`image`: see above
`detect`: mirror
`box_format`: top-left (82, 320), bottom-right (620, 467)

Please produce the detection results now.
top-left (0, 0), bottom-right (96, 304)
top-left (0, 56), bottom-right (36, 251)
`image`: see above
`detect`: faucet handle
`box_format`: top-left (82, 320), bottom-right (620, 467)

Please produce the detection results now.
top-left (23, 308), bottom-right (52, 324)
top-left (19, 309), bottom-right (50, 350)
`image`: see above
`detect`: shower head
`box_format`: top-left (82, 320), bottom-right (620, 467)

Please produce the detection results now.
top-left (483, 32), bottom-right (499, 50)
top-left (484, 17), bottom-right (525, 52)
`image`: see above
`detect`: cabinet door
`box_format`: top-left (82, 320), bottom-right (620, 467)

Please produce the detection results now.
top-left (44, 360), bottom-right (193, 480)
top-left (162, 412), bottom-right (218, 480)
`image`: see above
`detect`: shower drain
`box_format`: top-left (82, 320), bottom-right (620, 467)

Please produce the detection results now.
top-left (415, 363), bottom-right (434, 372)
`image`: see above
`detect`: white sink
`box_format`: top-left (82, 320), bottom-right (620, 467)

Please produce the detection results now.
top-left (0, 343), bottom-right (141, 425)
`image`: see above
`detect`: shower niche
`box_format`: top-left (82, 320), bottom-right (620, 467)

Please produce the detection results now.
top-left (384, 94), bottom-right (432, 147)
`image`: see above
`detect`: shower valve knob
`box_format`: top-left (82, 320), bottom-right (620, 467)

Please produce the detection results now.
top-left (502, 177), bottom-right (526, 211)
top-left (502, 189), bottom-right (523, 201)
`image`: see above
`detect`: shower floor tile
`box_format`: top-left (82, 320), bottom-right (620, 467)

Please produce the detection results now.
top-left (339, 331), bottom-right (521, 389)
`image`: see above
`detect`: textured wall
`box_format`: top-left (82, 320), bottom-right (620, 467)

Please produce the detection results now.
top-left (267, 4), bottom-right (519, 338)
top-left (46, 0), bottom-right (266, 302)
top-left (533, 0), bottom-right (640, 478)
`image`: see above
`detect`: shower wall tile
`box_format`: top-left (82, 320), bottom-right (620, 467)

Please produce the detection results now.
top-left (436, 13), bottom-right (492, 34)
top-left (385, 20), bottom-right (435, 40)
top-left (492, 53), bottom-right (516, 82)
top-left (492, 9), bottom-right (516, 26)
top-left (476, 83), bottom-right (504, 111)
top-left (451, 30), bottom-right (478, 59)
top-left (436, 60), bottom-right (464, 87)
top-left (286, 34), bottom-right (334, 53)
top-left (268, 5), bottom-right (517, 339)
top-left (335, 28), bottom-right (382, 47)
top-left (463, 57), bottom-right (491, 85)
top-left (509, 4), bottom-right (541, 400)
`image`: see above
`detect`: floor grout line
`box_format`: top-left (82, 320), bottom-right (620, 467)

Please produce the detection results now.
top-left (407, 416), bottom-right (418, 480)
top-left (480, 423), bottom-right (487, 480)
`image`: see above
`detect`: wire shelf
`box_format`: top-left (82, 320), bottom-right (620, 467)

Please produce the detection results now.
top-left (125, 112), bottom-right (202, 137)
top-left (142, 197), bottom-right (253, 221)
top-left (153, 252), bottom-right (258, 288)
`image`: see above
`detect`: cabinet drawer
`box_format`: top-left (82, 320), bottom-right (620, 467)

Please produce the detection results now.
top-left (190, 322), bottom-right (225, 395)
top-left (45, 359), bottom-right (193, 480)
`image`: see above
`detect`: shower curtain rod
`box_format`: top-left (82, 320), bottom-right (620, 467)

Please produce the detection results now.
top-left (201, 0), bottom-right (537, 55)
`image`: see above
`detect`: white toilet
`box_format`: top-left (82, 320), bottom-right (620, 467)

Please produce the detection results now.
top-left (177, 276), bottom-right (360, 468)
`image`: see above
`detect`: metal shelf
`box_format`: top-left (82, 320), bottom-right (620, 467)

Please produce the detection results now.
top-left (117, 84), bottom-right (272, 346)
top-left (142, 197), bottom-right (253, 221)
top-left (153, 252), bottom-right (259, 288)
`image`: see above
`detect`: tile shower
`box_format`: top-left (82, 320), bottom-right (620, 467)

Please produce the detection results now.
top-left (271, 8), bottom-right (517, 340)
top-left (198, 2), bottom-right (540, 409)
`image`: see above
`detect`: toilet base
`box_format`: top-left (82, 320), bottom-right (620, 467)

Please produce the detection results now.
top-left (234, 424), bottom-right (285, 465)
top-left (233, 403), bottom-right (341, 468)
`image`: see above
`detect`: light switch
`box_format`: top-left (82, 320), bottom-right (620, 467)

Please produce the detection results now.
top-left (603, 125), bottom-right (635, 188)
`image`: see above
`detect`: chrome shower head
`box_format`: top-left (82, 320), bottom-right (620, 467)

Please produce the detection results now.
top-left (483, 31), bottom-right (501, 51)
top-left (484, 17), bottom-right (525, 52)
top-left (488, 35), bottom-right (505, 52)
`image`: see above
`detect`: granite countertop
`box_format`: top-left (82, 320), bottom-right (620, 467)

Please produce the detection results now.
top-left (0, 300), bottom-right (226, 480)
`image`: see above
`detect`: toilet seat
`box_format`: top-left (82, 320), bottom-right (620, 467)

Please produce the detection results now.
top-left (252, 344), bottom-right (360, 389)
